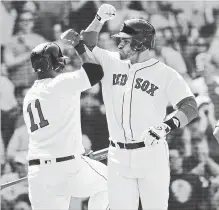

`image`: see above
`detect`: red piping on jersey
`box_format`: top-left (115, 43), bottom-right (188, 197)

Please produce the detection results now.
top-left (128, 61), bottom-right (159, 139)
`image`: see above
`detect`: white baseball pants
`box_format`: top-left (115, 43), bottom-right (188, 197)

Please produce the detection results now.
top-left (28, 156), bottom-right (109, 210)
top-left (107, 140), bottom-right (170, 210)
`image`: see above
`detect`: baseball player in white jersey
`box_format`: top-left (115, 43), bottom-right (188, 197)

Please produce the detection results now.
top-left (22, 39), bottom-right (109, 209)
top-left (62, 4), bottom-right (199, 210)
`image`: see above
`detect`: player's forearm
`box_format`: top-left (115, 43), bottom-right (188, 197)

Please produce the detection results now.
top-left (74, 40), bottom-right (103, 85)
top-left (83, 18), bottom-right (103, 50)
top-left (168, 110), bottom-right (189, 128)
top-left (85, 18), bottom-right (104, 33)
top-left (74, 40), bottom-right (98, 65)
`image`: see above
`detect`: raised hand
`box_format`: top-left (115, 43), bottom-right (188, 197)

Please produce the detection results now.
top-left (96, 4), bottom-right (116, 23)
top-left (60, 29), bottom-right (81, 47)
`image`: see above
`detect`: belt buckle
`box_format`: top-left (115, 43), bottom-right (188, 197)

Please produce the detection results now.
top-left (40, 159), bottom-right (55, 165)
top-left (123, 142), bottom-right (126, 149)
top-left (127, 143), bottom-right (135, 150)
top-left (115, 142), bottom-right (120, 149)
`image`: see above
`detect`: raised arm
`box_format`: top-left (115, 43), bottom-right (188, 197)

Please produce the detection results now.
top-left (82, 4), bottom-right (116, 50)
top-left (60, 29), bottom-right (103, 86)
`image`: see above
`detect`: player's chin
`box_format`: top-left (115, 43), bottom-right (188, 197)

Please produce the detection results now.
top-left (119, 52), bottom-right (126, 60)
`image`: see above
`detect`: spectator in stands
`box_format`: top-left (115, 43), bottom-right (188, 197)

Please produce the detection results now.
top-left (52, 23), bottom-right (69, 51)
top-left (183, 134), bottom-right (219, 176)
top-left (190, 77), bottom-right (216, 133)
top-left (1, 152), bottom-right (28, 203)
top-left (211, 176), bottom-right (219, 210)
top-left (13, 193), bottom-right (31, 210)
top-left (14, 86), bottom-right (29, 109)
top-left (194, 52), bottom-right (219, 163)
top-left (0, 74), bottom-right (19, 148)
top-left (208, 26), bottom-right (219, 59)
top-left (155, 27), bottom-right (189, 77)
top-left (0, 132), bottom-right (6, 167)
top-left (81, 84), bottom-right (109, 151)
top-left (168, 149), bottom-right (204, 210)
top-left (196, 52), bottom-right (219, 85)
top-left (0, 1), bottom-right (18, 45)
top-left (183, 134), bottom-right (219, 209)
top-left (1, 46), bottom-right (20, 148)
top-left (14, 152), bottom-right (28, 179)
top-left (22, 1), bottom-right (39, 15)
top-left (68, 1), bottom-right (101, 33)
top-left (107, 1), bottom-right (151, 33)
top-left (4, 11), bottom-right (47, 88)
top-left (1, 158), bottom-right (15, 176)
top-left (10, 85), bottom-right (28, 130)
top-left (7, 125), bottom-right (29, 161)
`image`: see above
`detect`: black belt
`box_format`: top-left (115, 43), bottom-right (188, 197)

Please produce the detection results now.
top-left (110, 140), bottom-right (146, 150)
top-left (28, 155), bottom-right (75, 166)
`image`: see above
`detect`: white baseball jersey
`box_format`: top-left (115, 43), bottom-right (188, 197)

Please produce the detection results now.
top-left (92, 46), bottom-right (194, 143)
top-left (23, 69), bottom-right (91, 160)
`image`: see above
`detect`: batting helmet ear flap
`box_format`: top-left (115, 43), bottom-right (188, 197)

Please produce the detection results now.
top-left (144, 34), bottom-right (155, 50)
top-left (151, 37), bottom-right (155, 48)
top-left (52, 57), bottom-right (66, 72)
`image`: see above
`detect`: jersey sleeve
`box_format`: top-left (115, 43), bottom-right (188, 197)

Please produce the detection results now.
top-left (51, 68), bottom-right (91, 94)
top-left (167, 69), bottom-right (194, 108)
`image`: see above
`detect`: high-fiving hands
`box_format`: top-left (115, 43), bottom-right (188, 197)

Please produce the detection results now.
top-left (60, 29), bottom-right (81, 47)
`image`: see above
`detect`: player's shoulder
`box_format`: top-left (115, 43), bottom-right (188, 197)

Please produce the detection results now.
top-left (157, 60), bottom-right (180, 75)
top-left (156, 60), bottom-right (172, 70)
top-left (23, 86), bottom-right (34, 104)
top-left (52, 71), bottom-right (78, 83)
top-left (23, 80), bottom-right (46, 102)
top-left (49, 71), bottom-right (86, 92)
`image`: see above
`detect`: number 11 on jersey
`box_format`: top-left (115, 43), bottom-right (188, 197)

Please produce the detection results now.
top-left (27, 99), bottom-right (49, 132)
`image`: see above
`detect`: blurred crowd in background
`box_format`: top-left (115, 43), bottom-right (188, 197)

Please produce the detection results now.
top-left (1, 1), bottom-right (219, 210)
